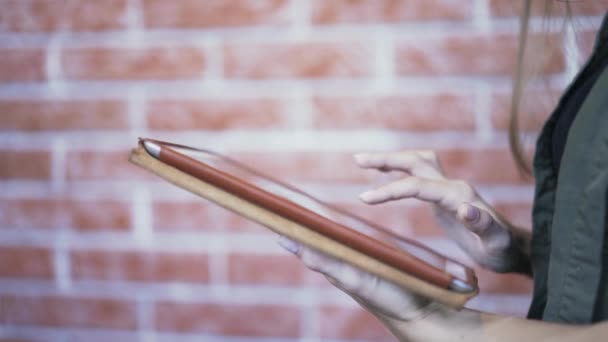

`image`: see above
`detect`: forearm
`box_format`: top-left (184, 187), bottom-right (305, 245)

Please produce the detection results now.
top-left (386, 307), bottom-right (608, 342)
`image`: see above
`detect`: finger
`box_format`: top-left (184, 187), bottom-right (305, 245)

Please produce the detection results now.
top-left (277, 236), bottom-right (341, 275)
top-left (277, 235), bottom-right (300, 254)
top-left (278, 236), bottom-right (429, 321)
top-left (354, 152), bottom-right (443, 179)
top-left (456, 203), bottom-right (495, 237)
top-left (359, 177), bottom-right (454, 207)
top-left (330, 272), bottom-right (432, 322)
top-left (277, 236), bottom-right (375, 293)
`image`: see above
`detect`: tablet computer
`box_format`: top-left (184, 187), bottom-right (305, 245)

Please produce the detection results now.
top-left (129, 138), bottom-right (478, 307)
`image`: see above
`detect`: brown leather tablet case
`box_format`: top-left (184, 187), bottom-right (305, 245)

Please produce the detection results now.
top-left (129, 138), bottom-right (478, 308)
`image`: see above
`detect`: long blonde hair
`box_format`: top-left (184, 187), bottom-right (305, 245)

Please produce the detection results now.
top-left (510, 0), bottom-right (534, 175)
top-left (509, 0), bottom-right (593, 175)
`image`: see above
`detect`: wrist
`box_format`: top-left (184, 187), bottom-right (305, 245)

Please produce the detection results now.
top-left (384, 304), bottom-right (467, 342)
top-left (503, 227), bottom-right (532, 275)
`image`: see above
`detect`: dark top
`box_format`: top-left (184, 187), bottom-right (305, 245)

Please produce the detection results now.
top-left (552, 38), bottom-right (608, 174)
top-left (527, 11), bottom-right (608, 323)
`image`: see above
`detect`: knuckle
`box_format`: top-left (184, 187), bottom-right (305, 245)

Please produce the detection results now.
top-left (403, 176), bottom-right (420, 188)
top-left (300, 251), bottom-right (324, 272)
top-left (354, 273), bottom-right (379, 298)
top-left (418, 150), bottom-right (437, 162)
top-left (453, 180), bottom-right (475, 200)
top-left (336, 267), bottom-right (371, 295)
top-left (395, 151), bottom-right (420, 164)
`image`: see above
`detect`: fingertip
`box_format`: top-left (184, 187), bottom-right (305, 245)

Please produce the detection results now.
top-left (359, 191), bottom-right (380, 203)
top-left (354, 153), bottom-right (370, 166)
top-left (277, 235), bottom-right (300, 255)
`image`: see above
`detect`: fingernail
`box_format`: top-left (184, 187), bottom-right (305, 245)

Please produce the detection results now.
top-left (277, 236), bottom-right (300, 254)
top-left (464, 205), bottom-right (480, 222)
top-left (359, 191), bottom-right (376, 202)
top-left (353, 153), bottom-right (367, 164)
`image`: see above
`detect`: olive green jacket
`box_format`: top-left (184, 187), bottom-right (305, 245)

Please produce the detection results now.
top-left (528, 13), bottom-right (608, 323)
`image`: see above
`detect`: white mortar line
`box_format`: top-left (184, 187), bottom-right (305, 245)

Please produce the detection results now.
top-left (1, 15), bottom-right (604, 49)
top-left (0, 179), bottom-right (535, 204)
top-left (0, 73), bottom-right (568, 99)
top-left (0, 279), bottom-right (348, 306)
top-left (132, 186), bottom-right (153, 244)
top-left (564, 20), bottom-right (582, 84)
top-left (0, 130), bottom-right (513, 151)
top-left (136, 291), bottom-right (156, 342)
top-left (126, 0), bottom-right (144, 45)
top-left (201, 35), bottom-right (224, 81)
top-left (372, 26), bottom-right (395, 94)
top-left (50, 138), bottom-right (66, 194)
top-left (52, 230), bottom-right (71, 292)
top-left (288, 0), bottom-right (312, 39)
top-left (208, 233), bottom-right (228, 295)
top-left (299, 294), bottom-right (320, 342)
top-left (473, 0), bottom-right (491, 32)
top-left (128, 87), bottom-right (147, 132)
top-left (44, 34), bottom-right (66, 96)
top-left (284, 86), bottom-right (314, 130)
top-left (474, 82), bottom-right (493, 142)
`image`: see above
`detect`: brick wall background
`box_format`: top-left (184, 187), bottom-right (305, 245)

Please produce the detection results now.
top-left (0, 1), bottom-right (605, 341)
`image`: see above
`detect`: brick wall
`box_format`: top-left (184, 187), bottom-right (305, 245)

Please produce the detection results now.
top-left (0, 1), bottom-right (604, 341)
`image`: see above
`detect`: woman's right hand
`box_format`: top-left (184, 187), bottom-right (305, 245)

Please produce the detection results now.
top-left (354, 150), bottom-right (531, 274)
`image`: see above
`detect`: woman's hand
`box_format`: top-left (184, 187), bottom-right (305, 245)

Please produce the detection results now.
top-left (277, 236), bottom-right (447, 328)
top-left (355, 151), bottom-right (530, 274)
top-left (278, 238), bottom-right (608, 342)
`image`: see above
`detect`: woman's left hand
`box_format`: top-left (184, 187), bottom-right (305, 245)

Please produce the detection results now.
top-left (277, 236), bottom-right (444, 324)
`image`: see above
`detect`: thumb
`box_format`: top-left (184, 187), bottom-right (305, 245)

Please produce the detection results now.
top-left (457, 203), bottom-right (494, 237)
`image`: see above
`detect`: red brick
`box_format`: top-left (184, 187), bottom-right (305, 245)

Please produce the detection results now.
top-left (224, 42), bottom-right (373, 79)
top-left (0, 247), bottom-right (53, 279)
top-left (493, 202), bottom-right (533, 230)
top-left (319, 306), bottom-right (396, 341)
top-left (475, 267), bottom-right (532, 294)
top-left (0, 0), bottom-right (128, 32)
top-left (153, 199), bottom-right (441, 251)
top-left (62, 47), bottom-right (206, 81)
top-left (0, 295), bottom-right (136, 330)
top-left (146, 99), bottom-right (285, 131)
top-left (71, 250), bottom-right (209, 283)
top-left (0, 199), bottom-right (131, 231)
top-left (228, 149), bottom-right (530, 185)
top-left (395, 33), bottom-right (564, 76)
top-left (0, 100), bottom-right (128, 131)
top-left (438, 148), bottom-right (532, 185)
top-left (333, 201), bottom-right (443, 237)
top-left (578, 30), bottom-right (601, 63)
top-left (489, 0), bottom-right (608, 18)
top-left (0, 150), bottom-right (50, 180)
top-left (66, 150), bottom-right (150, 181)
top-left (142, 0), bottom-right (289, 29)
top-left (312, 94), bottom-right (475, 131)
top-left (228, 254), bottom-right (306, 286)
top-left (312, 0), bottom-right (472, 24)
top-left (405, 204), bottom-right (444, 236)
top-left (230, 151), bottom-right (380, 183)
top-left (152, 201), bottom-right (255, 231)
top-left (491, 90), bottom-right (558, 131)
top-left (155, 302), bottom-right (300, 337)
top-left (0, 48), bottom-right (45, 82)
